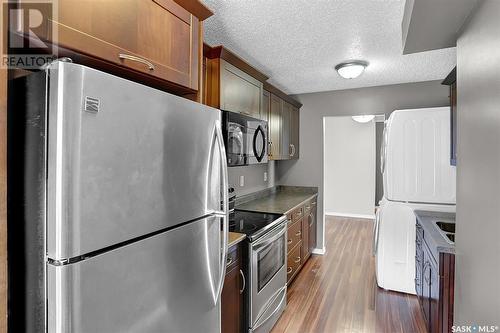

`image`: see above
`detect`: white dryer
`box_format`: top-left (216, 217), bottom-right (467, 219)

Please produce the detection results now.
top-left (374, 107), bottom-right (456, 294)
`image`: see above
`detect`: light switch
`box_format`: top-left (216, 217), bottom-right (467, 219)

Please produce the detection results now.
top-left (239, 175), bottom-right (245, 187)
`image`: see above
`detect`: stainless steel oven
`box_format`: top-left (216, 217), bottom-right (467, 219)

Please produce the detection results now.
top-left (248, 217), bottom-right (287, 333)
top-left (222, 111), bottom-right (268, 167)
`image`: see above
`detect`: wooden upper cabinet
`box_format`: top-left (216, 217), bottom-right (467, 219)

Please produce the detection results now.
top-left (264, 82), bottom-right (301, 161)
top-left (290, 105), bottom-right (299, 159)
top-left (261, 89), bottom-right (270, 123)
top-left (219, 60), bottom-right (262, 118)
top-left (280, 101), bottom-right (292, 159)
top-left (269, 93), bottom-right (282, 160)
top-left (39, 0), bottom-right (202, 91)
top-left (204, 45), bottom-right (268, 119)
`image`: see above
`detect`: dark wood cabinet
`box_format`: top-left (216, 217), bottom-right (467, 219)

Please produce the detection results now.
top-left (34, 0), bottom-right (208, 92)
top-left (290, 104), bottom-right (300, 159)
top-left (285, 195), bottom-right (317, 285)
top-left (269, 93), bottom-right (283, 159)
top-left (442, 67), bottom-right (457, 166)
top-left (307, 200), bottom-right (317, 255)
top-left (415, 220), bottom-right (455, 333)
top-left (264, 83), bottom-right (301, 161)
top-left (204, 45), bottom-right (268, 120)
top-left (280, 101), bottom-right (292, 159)
top-left (221, 244), bottom-right (245, 333)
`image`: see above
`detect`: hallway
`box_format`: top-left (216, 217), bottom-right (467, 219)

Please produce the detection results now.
top-left (271, 216), bottom-right (427, 333)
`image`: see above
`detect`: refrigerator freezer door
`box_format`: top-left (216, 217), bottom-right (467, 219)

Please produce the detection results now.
top-left (383, 107), bottom-right (456, 204)
top-left (44, 62), bottom-right (225, 260)
top-left (47, 215), bottom-right (224, 333)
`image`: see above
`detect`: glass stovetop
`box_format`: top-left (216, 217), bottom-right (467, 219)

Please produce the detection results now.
top-left (229, 210), bottom-right (284, 238)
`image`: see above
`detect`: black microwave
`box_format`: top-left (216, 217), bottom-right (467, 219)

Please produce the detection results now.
top-left (222, 111), bottom-right (268, 167)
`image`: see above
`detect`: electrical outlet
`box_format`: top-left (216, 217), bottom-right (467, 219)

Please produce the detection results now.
top-left (264, 172), bottom-right (268, 182)
top-left (239, 175), bottom-right (245, 187)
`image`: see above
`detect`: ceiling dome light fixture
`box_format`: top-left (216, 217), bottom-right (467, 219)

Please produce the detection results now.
top-left (335, 60), bottom-right (369, 79)
top-left (352, 115), bottom-right (375, 123)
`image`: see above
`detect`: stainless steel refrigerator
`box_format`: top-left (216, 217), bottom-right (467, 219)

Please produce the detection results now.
top-left (8, 61), bottom-right (229, 333)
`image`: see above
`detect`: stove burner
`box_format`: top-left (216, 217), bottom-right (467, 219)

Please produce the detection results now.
top-left (229, 210), bottom-right (284, 238)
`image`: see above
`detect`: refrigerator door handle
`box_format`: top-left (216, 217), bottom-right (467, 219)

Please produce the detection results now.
top-left (213, 120), bottom-right (229, 216)
top-left (213, 120), bottom-right (229, 304)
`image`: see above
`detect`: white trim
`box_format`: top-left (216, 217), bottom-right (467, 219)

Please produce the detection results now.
top-left (325, 212), bottom-right (375, 220)
top-left (311, 247), bottom-right (326, 255)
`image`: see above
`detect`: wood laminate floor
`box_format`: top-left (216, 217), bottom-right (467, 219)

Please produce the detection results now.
top-left (271, 216), bottom-right (427, 333)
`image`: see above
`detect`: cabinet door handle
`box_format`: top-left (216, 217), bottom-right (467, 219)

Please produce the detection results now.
top-left (239, 269), bottom-right (246, 294)
top-left (287, 267), bottom-right (293, 274)
top-left (295, 231), bottom-right (301, 237)
top-left (118, 54), bottom-right (155, 71)
top-left (294, 257), bottom-right (301, 263)
top-left (226, 256), bottom-right (233, 267)
top-left (287, 239), bottom-right (293, 244)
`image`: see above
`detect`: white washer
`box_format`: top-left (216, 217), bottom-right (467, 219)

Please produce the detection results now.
top-left (374, 198), bottom-right (455, 294)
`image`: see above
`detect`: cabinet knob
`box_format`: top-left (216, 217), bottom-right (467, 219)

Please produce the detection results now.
top-left (287, 267), bottom-right (293, 274)
top-left (294, 257), bottom-right (301, 263)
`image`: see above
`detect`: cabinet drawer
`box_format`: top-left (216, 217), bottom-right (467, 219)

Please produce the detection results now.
top-left (304, 201), bottom-right (312, 216)
top-left (286, 242), bottom-right (302, 283)
top-left (287, 220), bottom-right (302, 252)
top-left (41, 0), bottom-right (199, 90)
top-left (290, 207), bottom-right (304, 223)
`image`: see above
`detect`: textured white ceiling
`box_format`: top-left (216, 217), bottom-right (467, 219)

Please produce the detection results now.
top-left (203, 0), bottom-right (456, 94)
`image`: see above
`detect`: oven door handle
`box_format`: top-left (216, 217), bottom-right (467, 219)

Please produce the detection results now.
top-left (252, 221), bottom-right (287, 250)
top-left (253, 286), bottom-right (287, 331)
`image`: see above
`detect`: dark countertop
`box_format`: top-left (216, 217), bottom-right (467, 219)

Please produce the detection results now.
top-left (414, 210), bottom-right (455, 258)
top-left (236, 186), bottom-right (318, 215)
top-left (228, 232), bottom-right (246, 248)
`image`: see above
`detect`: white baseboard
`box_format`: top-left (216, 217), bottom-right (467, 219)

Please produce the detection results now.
top-left (325, 212), bottom-right (375, 220)
top-left (311, 247), bottom-right (326, 255)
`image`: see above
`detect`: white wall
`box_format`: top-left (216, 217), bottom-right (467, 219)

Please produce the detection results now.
top-left (454, 0), bottom-right (500, 325)
top-left (323, 117), bottom-right (375, 218)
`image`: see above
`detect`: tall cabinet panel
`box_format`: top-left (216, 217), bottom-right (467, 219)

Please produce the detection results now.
top-left (280, 101), bottom-right (292, 160)
top-left (269, 93), bottom-right (282, 160)
top-left (261, 89), bottom-right (270, 123)
top-left (290, 105), bottom-right (300, 159)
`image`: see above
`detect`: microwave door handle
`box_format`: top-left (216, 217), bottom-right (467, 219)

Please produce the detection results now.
top-left (253, 125), bottom-right (265, 162)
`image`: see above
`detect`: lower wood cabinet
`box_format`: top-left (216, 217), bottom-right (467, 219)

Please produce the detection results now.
top-left (221, 244), bottom-right (245, 333)
top-left (286, 196), bottom-right (317, 285)
top-left (415, 220), bottom-right (455, 333)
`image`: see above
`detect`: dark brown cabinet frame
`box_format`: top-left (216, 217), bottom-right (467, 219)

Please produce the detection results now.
top-left (415, 220), bottom-right (455, 333)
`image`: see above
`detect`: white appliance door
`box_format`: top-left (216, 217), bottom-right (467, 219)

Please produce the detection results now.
top-left (375, 198), bottom-right (455, 294)
top-left (47, 215), bottom-right (225, 333)
top-left (45, 62), bottom-right (226, 260)
top-left (383, 107), bottom-right (456, 204)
